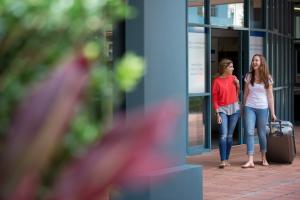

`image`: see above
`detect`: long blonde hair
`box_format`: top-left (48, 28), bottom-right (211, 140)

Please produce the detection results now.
top-left (250, 54), bottom-right (271, 89)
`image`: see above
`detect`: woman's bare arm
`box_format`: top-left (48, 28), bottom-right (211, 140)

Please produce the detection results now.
top-left (243, 82), bottom-right (249, 106)
top-left (267, 84), bottom-right (277, 120)
top-left (233, 76), bottom-right (240, 96)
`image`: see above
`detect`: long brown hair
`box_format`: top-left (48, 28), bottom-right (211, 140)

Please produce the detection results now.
top-left (250, 54), bottom-right (271, 89)
top-left (218, 58), bottom-right (233, 76)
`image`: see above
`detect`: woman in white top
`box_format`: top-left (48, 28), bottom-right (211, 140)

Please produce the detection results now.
top-left (242, 54), bottom-right (277, 168)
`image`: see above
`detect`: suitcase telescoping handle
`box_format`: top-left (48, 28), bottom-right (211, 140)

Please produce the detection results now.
top-left (268, 119), bottom-right (297, 154)
top-left (268, 119), bottom-right (283, 136)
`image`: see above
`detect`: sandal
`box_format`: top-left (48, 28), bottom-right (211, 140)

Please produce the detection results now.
top-left (241, 162), bottom-right (255, 168)
top-left (225, 162), bottom-right (231, 167)
top-left (218, 163), bottom-right (226, 169)
top-left (261, 161), bottom-right (269, 166)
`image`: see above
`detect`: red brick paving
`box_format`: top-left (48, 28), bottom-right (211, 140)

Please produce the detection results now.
top-left (187, 126), bottom-right (300, 200)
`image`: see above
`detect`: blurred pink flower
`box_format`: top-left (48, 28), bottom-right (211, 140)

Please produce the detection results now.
top-left (0, 53), bottom-right (180, 200)
top-left (0, 55), bottom-right (89, 200)
top-left (49, 102), bottom-right (180, 200)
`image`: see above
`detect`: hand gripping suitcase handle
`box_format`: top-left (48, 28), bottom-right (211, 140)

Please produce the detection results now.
top-left (268, 119), bottom-right (283, 135)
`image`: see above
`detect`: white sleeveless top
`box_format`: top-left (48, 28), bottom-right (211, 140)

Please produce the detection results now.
top-left (244, 73), bottom-right (273, 109)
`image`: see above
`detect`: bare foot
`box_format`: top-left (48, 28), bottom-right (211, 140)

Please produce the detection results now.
top-left (218, 162), bottom-right (226, 169)
top-left (262, 160), bottom-right (269, 166)
top-left (225, 160), bottom-right (231, 167)
top-left (241, 162), bottom-right (255, 168)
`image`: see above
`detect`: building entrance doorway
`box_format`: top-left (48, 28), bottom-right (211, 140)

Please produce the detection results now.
top-left (211, 28), bottom-right (242, 148)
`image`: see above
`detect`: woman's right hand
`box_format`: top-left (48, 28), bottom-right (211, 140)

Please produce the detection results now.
top-left (233, 76), bottom-right (239, 85)
top-left (271, 113), bottom-right (277, 122)
top-left (217, 113), bottom-right (222, 124)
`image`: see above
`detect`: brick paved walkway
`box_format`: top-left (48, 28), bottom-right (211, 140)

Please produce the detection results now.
top-left (187, 127), bottom-right (300, 200)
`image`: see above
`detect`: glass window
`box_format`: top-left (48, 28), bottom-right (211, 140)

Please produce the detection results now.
top-left (188, 96), bottom-right (206, 147)
top-left (288, 42), bottom-right (291, 85)
top-left (295, 16), bottom-right (300, 39)
top-left (295, 94), bottom-right (300, 122)
top-left (268, 0), bottom-right (274, 30)
top-left (274, 0), bottom-right (279, 30)
top-left (284, 38), bottom-right (288, 85)
top-left (250, 0), bottom-right (264, 28)
top-left (249, 31), bottom-right (264, 61)
top-left (268, 33), bottom-right (273, 75)
top-left (288, 2), bottom-right (292, 35)
top-left (210, 0), bottom-right (244, 27)
top-left (188, 26), bottom-right (206, 94)
top-left (277, 36), bottom-right (284, 86)
top-left (106, 30), bottom-right (113, 64)
top-left (280, 1), bottom-right (285, 33)
top-left (188, 0), bottom-right (205, 24)
top-left (274, 35), bottom-right (278, 87)
top-left (275, 92), bottom-right (280, 118)
top-left (296, 44), bottom-right (300, 75)
top-left (283, 1), bottom-right (287, 34)
top-left (280, 91), bottom-right (284, 119)
top-left (211, 5), bottom-right (217, 17)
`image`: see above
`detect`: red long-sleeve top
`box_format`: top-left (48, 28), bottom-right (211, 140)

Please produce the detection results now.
top-left (212, 75), bottom-right (238, 111)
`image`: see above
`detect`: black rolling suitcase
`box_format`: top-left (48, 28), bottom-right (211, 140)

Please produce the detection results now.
top-left (266, 120), bottom-right (296, 163)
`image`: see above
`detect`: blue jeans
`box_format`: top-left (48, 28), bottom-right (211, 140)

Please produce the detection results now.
top-left (218, 111), bottom-right (240, 161)
top-left (244, 106), bottom-right (269, 155)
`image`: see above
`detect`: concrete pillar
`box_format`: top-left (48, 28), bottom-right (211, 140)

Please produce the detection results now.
top-left (114, 0), bottom-right (203, 200)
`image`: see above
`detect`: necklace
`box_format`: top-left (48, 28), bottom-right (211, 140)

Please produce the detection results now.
top-left (254, 76), bottom-right (262, 83)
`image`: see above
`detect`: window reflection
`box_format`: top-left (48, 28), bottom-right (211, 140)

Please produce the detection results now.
top-left (188, 27), bottom-right (206, 94)
top-left (295, 16), bottom-right (300, 39)
top-left (249, 31), bottom-right (264, 60)
top-left (105, 30), bottom-right (113, 64)
top-left (188, 0), bottom-right (205, 24)
top-left (210, 0), bottom-right (244, 27)
top-left (296, 44), bottom-right (300, 74)
top-left (268, 33), bottom-right (273, 75)
top-left (188, 97), bottom-right (206, 147)
top-left (250, 0), bottom-right (263, 28)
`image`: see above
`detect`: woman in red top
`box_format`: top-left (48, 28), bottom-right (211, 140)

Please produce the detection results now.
top-left (212, 59), bottom-right (240, 168)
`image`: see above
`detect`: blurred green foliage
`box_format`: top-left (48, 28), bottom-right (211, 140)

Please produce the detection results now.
top-left (0, 0), bottom-right (145, 196)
